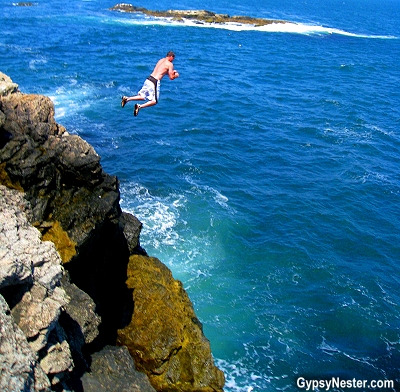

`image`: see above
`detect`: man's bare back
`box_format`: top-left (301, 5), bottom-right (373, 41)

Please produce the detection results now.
top-left (151, 55), bottom-right (180, 81)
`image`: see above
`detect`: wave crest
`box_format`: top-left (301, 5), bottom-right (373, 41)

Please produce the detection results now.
top-left (113, 12), bottom-right (398, 39)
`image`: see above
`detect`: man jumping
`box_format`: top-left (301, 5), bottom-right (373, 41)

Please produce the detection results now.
top-left (121, 51), bottom-right (180, 116)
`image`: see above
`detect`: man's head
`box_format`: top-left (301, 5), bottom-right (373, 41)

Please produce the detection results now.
top-left (167, 51), bottom-right (175, 60)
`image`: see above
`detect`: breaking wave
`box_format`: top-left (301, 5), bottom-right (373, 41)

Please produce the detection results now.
top-left (113, 13), bottom-right (398, 39)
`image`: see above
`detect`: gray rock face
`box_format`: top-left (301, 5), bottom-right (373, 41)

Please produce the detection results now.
top-left (120, 211), bottom-right (144, 255)
top-left (0, 185), bottom-right (35, 288)
top-left (61, 276), bottom-right (101, 345)
top-left (0, 184), bottom-right (64, 291)
top-left (0, 185), bottom-right (70, 390)
top-left (0, 73), bottom-right (19, 97)
top-left (81, 345), bottom-right (157, 392)
top-left (0, 295), bottom-right (51, 392)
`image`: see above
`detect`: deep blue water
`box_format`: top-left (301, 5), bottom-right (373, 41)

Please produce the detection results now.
top-left (2, 0), bottom-right (400, 390)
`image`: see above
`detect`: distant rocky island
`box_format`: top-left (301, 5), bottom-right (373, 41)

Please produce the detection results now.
top-left (110, 3), bottom-right (289, 26)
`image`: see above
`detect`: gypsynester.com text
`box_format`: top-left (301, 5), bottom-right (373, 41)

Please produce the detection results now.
top-left (297, 377), bottom-right (394, 391)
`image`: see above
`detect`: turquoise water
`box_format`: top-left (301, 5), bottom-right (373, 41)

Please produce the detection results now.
top-left (2, 0), bottom-right (400, 390)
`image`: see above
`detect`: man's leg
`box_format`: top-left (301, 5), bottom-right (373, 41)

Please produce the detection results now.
top-left (137, 100), bottom-right (157, 109)
top-left (121, 95), bottom-right (145, 107)
top-left (134, 100), bottom-right (157, 116)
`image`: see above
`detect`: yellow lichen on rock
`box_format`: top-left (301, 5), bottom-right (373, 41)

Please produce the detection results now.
top-left (117, 255), bottom-right (225, 392)
top-left (0, 163), bottom-right (24, 191)
top-left (42, 221), bottom-right (77, 264)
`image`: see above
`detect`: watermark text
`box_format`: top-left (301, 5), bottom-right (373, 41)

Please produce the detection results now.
top-left (297, 377), bottom-right (394, 391)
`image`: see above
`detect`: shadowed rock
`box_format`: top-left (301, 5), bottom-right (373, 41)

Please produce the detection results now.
top-left (81, 345), bottom-right (157, 392)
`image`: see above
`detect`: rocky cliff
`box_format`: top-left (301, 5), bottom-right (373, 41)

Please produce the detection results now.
top-left (0, 72), bottom-right (224, 391)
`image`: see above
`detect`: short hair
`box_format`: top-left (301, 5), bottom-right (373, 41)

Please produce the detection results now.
top-left (167, 51), bottom-right (175, 58)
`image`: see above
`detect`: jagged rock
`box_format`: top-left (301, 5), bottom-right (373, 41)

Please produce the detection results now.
top-left (0, 186), bottom-right (34, 288)
top-left (0, 294), bottom-right (51, 392)
top-left (0, 185), bottom-right (64, 294)
top-left (0, 79), bottom-right (120, 251)
top-left (0, 92), bottom-right (65, 143)
top-left (117, 255), bottom-right (225, 392)
top-left (0, 185), bottom-right (75, 387)
top-left (12, 284), bottom-right (68, 350)
top-left (40, 337), bottom-right (73, 383)
top-left (120, 211), bottom-right (144, 255)
top-left (0, 72), bottom-right (19, 97)
top-left (61, 274), bottom-right (101, 345)
top-left (81, 345), bottom-right (157, 392)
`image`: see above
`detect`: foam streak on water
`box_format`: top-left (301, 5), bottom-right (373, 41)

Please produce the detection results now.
top-left (113, 13), bottom-right (399, 39)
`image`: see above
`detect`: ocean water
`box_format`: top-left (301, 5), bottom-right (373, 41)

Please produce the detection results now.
top-left (2, 0), bottom-right (400, 390)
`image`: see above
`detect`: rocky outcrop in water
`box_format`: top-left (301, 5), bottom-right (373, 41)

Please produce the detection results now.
top-left (118, 255), bottom-right (225, 391)
top-left (0, 72), bottom-right (224, 391)
top-left (110, 3), bottom-right (289, 26)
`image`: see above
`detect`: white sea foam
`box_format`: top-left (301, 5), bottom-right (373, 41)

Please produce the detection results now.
top-left (51, 82), bottom-right (94, 120)
top-left (183, 175), bottom-right (233, 211)
top-left (215, 358), bottom-right (270, 391)
top-left (205, 185), bottom-right (229, 208)
top-left (28, 58), bottom-right (48, 70)
top-left (117, 15), bottom-right (398, 39)
top-left (119, 180), bottom-right (232, 292)
top-left (120, 182), bottom-right (186, 250)
top-left (120, 180), bottom-right (229, 252)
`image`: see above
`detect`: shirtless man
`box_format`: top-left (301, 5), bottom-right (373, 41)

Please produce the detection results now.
top-left (121, 51), bottom-right (180, 116)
